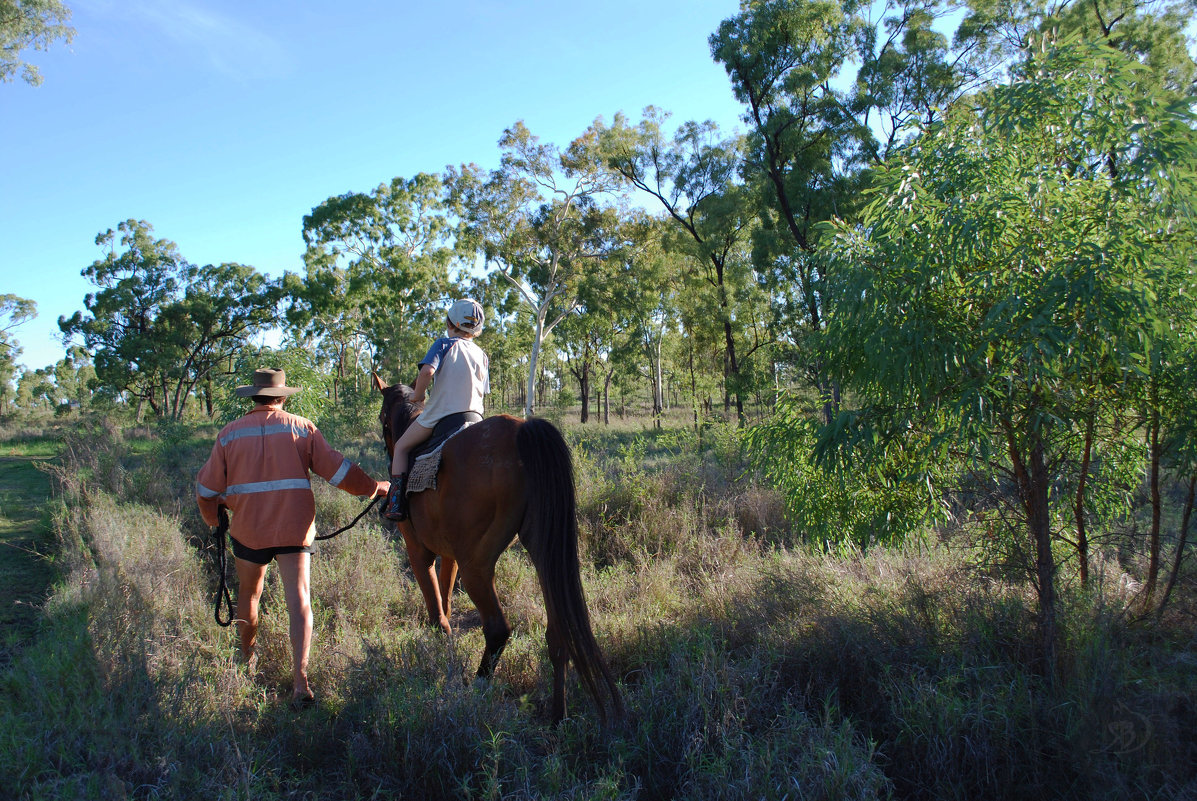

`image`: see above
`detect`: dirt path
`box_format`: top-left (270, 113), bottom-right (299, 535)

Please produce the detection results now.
top-left (0, 454), bottom-right (55, 664)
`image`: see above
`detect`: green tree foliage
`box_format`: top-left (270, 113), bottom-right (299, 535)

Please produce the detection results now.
top-left (52, 345), bottom-right (96, 414)
top-left (14, 366), bottom-right (49, 410)
top-left (59, 220), bottom-right (283, 421)
top-left (711, 0), bottom-right (964, 417)
top-left (290, 174), bottom-right (458, 392)
top-left (957, 0), bottom-right (1197, 94)
top-left (449, 122), bottom-right (633, 417)
top-left (814, 37), bottom-right (1197, 669)
top-left (746, 398), bottom-right (947, 549)
top-left (590, 110), bottom-right (769, 421)
top-left (554, 213), bottom-right (662, 424)
top-left (603, 230), bottom-right (682, 426)
top-left (0, 293), bottom-right (35, 345)
top-left (214, 344), bottom-right (337, 427)
top-left (0, 294), bottom-right (35, 412)
top-left (0, 0), bottom-right (73, 85)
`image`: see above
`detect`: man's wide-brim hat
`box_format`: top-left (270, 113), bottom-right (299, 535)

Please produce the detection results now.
top-left (235, 368), bottom-right (302, 398)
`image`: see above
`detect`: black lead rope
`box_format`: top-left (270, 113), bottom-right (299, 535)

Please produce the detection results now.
top-left (315, 495), bottom-right (382, 541)
top-left (210, 496), bottom-right (383, 627)
top-left (213, 505), bottom-right (235, 628)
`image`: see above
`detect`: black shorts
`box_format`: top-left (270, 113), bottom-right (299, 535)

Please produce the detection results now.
top-left (230, 536), bottom-right (313, 566)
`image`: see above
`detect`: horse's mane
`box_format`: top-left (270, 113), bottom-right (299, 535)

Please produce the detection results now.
top-left (379, 381), bottom-right (424, 455)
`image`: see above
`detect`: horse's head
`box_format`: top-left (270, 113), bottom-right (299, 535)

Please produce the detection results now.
top-left (372, 372), bottom-right (424, 458)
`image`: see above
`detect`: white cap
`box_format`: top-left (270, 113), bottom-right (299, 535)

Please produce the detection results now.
top-left (448, 298), bottom-right (484, 334)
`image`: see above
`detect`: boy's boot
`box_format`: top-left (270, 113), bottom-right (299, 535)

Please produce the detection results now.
top-left (382, 473), bottom-right (409, 521)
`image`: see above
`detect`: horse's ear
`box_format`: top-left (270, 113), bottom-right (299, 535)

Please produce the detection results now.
top-left (371, 372), bottom-right (388, 393)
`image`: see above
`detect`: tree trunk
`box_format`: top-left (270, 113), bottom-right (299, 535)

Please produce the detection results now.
top-left (722, 316), bottom-right (743, 422)
top-left (1157, 476), bottom-right (1196, 621)
top-left (1074, 410), bottom-right (1096, 586)
top-left (578, 360), bottom-right (590, 423)
top-left (524, 313), bottom-right (546, 418)
top-left (602, 367), bottom-right (613, 425)
top-left (1029, 437), bottom-right (1058, 680)
top-left (689, 341), bottom-right (699, 432)
top-left (1145, 402), bottom-right (1163, 606)
top-left (1009, 427), bottom-right (1058, 680)
top-left (652, 336), bottom-right (664, 429)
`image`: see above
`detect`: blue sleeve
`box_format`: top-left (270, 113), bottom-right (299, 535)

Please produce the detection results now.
top-left (419, 337), bottom-right (454, 370)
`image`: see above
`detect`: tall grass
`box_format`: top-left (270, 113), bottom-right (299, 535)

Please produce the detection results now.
top-left (1, 415), bottom-right (1193, 799)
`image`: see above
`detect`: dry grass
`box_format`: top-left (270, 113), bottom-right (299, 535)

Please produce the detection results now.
top-left (1, 416), bottom-right (1194, 800)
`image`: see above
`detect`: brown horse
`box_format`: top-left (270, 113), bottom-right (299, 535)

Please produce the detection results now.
top-left (373, 374), bottom-right (623, 725)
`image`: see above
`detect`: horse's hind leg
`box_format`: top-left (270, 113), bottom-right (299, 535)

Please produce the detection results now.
top-left (459, 567), bottom-right (510, 679)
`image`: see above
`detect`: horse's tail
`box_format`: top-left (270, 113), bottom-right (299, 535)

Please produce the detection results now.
top-left (516, 417), bottom-right (624, 725)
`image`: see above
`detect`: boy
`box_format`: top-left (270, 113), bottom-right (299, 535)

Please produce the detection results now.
top-left (384, 298), bottom-right (489, 521)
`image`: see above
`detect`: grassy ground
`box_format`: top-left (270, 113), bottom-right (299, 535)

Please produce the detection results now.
top-left (1, 413), bottom-right (1194, 800)
top-left (0, 436), bottom-right (57, 665)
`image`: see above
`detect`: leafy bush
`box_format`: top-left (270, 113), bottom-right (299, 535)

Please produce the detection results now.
top-left (745, 394), bottom-right (946, 549)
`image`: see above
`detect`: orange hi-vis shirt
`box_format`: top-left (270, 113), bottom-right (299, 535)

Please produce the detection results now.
top-left (196, 406), bottom-right (380, 550)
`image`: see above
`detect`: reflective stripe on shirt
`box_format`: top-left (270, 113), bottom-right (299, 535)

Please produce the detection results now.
top-left (219, 422), bottom-right (310, 448)
top-left (224, 478), bottom-right (312, 496)
top-left (329, 459), bottom-right (351, 487)
top-left (197, 482), bottom-right (221, 499)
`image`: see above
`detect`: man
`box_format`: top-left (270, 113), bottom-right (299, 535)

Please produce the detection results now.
top-left (196, 368), bottom-right (388, 708)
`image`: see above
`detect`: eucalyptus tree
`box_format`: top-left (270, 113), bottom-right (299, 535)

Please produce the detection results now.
top-left (448, 122), bottom-right (631, 417)
top-left (0, 294), bottom-right (35, 347)
top-left (590, 110), bottom-right (769, 421)
top-left (59, 220), bottom-right (282, 420)
top-left (52, 345), bottom-right (96, 413)
top-left (812, 38), bottom-right (1197, 670)
top-left (291, 174), bottom-right (459, 392)
top-left (0, 0), bottom-right (73, 85)
top-left (711, 0), bottom-right (964, 417)
top-left (15, 366), bottom-right (54, 411)
top-left (555, 309), bottom-right (604, 424)
top-left (956, 0), bottom-right (1197, 603)
top-left (0, 294), bottom-right (35, 409)
top-left (608, 231), bottom-right (683, 426)
top-left (1138, 226), bottom-right (1197, 606)
top-left (1155, 344), bottom-right (1197, 618)
top-left (557, 213), bottom-right (672, 425)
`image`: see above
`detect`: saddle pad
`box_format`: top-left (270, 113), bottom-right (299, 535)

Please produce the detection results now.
top-left (407, 448), bottom-right (443, 494)
top-left (406, 420), bottom-right (477, 495)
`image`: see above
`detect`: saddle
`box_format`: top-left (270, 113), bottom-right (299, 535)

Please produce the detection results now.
top-left (406, 411), bottom-right (481, 495)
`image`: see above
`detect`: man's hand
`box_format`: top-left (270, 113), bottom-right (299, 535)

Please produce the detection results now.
top-left (373, 480), bottom-right (390, 499)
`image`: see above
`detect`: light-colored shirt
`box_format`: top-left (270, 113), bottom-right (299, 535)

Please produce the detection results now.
top-left (196, 406), bottom-right (379, 549)
top-left (417, 336), bottom-right (489, 428)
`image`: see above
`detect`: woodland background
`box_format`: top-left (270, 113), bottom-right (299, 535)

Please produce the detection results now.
top-left (2, 0), bottom-right (1196, 798)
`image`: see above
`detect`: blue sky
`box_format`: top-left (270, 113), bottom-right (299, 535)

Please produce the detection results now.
top-left (1, 0), bottom-right (745, 371)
